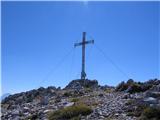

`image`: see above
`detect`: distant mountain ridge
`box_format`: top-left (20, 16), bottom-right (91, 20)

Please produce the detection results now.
top-left (1, 93), bottom-right (11, 101)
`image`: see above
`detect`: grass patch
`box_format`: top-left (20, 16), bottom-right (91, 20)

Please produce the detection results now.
top-left (104, 89), bottom-right (113, 93)
top-left (48, 104), bottom-right (92, 120)
top-left (70, 98), bottom-right (79, 102)
top-left (125, 99), bottom-right (135, 106)
top-left (84, 87), bottom-right (92, 93)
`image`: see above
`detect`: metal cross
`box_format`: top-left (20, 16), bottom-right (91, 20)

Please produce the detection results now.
top-left (74, 32), bottom-right (94, 80)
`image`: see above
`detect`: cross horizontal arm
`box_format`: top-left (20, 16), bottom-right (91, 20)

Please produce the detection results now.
top-left (85, 40), bottom-right (94, 45)
top-left (74, 40), bottom-right (94, 47)
top-left (74, 42), bottom-right (83, 47)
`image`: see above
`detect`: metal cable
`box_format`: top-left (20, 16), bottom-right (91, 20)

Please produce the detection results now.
top-left (38, 47), bottom-right (75, 87)
top-left (95, 44), bottom-right (130, 79)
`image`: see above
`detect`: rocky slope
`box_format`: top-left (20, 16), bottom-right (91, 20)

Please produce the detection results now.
top-left (1, 79), bottom-right (160, 120)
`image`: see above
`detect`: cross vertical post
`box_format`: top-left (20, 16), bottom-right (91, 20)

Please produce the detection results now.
top-left (74, 32), bottom-right (94, 80)
top-left (82, 32), bottom-right (86, 80)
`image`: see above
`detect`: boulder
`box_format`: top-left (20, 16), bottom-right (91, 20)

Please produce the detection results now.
top-left (143, 97), bottom-right (159, 104)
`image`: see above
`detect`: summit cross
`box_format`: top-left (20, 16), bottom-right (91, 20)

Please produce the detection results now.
top-left (74, 32), bottom-right (94, 80)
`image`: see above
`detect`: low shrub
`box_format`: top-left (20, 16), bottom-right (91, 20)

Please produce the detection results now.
top-left (116, 80), bottom-right (143, 93)
top-left (70, 98), bottom-right (79, 102)
top-left (125, 99), bottom-right (135, 106)
top-left (116, 81), bottom-right (128, 91)
top-left (98, 93), bottom-right (104, 97)
top-left (70, 116), bottom-right (81, 120)
top-left (48, 104), bottom-right (92, 120)
top-left (127, 79), bottom-right (134, 85)
top-left (26, 113), bottom-right (38, 120)
top-left (84, 87), bottom-right (92, 93)
top-left (141, 107), bottom-right (160, 119)
top-left (104, 88), bottom-right (113, 93)
top-left (63, 92), bottom-right (72, 97)
top-left (127, 83), bottom-right (142, 94)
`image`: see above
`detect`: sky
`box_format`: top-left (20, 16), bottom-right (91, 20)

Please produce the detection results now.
top-left (1, 1), bottom-right (159, 94)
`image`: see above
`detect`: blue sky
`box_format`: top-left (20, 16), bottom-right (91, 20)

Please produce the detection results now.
top-left (2, 1), bottom-right (159, 94)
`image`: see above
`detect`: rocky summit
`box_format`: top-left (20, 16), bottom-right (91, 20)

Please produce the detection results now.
top-left (65, 79), bottom-right (99, 90)
top-left (1, 79), bottom-right (160, 120)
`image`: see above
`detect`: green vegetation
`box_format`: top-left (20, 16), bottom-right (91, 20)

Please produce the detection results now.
top-left (127, 104), bottom-right (160, 119)
top-left (48, 104), bottom-right (92, 120)
top-left (116, 81), bottom-right (128, 91)
top-left (116, 79), bottom-right (160, 94)
top-left (84, 87), bottom-right (92, 93)
top-left (25, 114), bottom-right (38, 120)
top-left (116, 79), bottom-right (142, 93)
top-left (63, 92), bottom-right (72, 97)
top-left (70, 98), bottom-right (79, 102)
top-left (127, 104), bottom-right (146, 117)
top-left (125, 99), bottom-right (135, 106)
top-left (70, 116), bottom-right (81, 120)
top-left (104, 88), bottom-right (113, 93)
top-left (140, 107), bottom-right (160, 120)
top-left (128, 83), bottom-right (142, 94)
